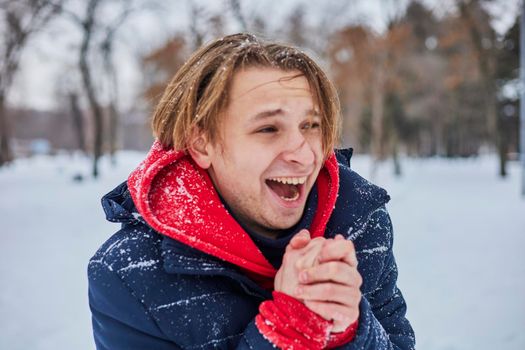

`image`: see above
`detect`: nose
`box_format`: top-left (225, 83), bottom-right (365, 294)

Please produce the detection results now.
top-left (281, 130), bottom-right (315, 166)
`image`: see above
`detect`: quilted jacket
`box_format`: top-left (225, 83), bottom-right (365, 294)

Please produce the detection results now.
top-left (88, 148), bottom-right (415, 349)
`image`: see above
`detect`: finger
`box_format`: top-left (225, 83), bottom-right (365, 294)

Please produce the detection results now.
top-left (318, 239), bottom-right (358, 267)
top-left (303, 300), bottom-right (359, 327)
top-left (299, 261), bottom-right (362, 287)
top-left (294, 237), bottom-right (326, 269)
top-left (295, 282), bottom-right (361, 307)
top-left (287, 229), bottom-right (311, 252)
top-left (276, 249), bottom-right (303, 295)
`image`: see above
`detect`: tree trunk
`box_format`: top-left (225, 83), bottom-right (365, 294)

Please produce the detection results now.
top-left (488, 84), bottom-right (506, 176)
top-left (108, 101), bottom-right (118, 165)
top-left (370, 65), bottom-right (385, 178)
top-left (79, 0), bottom-right (104, 178)
top-left (458, 1), bottom-right (504, 175)
top-left (102, 41), bottom-right (120, 167)
top-left (0, 93), bottom-right (13, 166)
top-left (80, 55), bottom-right (104, 178)
top-left (496, 113), bottom-right (508, 177)
top-left (391, 130), bottom-right (402, 177)
top-left (69, 92), bottom-right (86, 153)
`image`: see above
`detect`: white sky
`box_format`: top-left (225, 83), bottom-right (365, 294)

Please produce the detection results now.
top-left (6, 0), bottom-right (521, 111)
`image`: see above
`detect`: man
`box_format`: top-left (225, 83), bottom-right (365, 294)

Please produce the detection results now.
top-left (88, 33), bottom-right (415, 349)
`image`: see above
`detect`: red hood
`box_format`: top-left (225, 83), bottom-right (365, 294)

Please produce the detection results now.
top-left (128, 140), bottom-right (339, 278)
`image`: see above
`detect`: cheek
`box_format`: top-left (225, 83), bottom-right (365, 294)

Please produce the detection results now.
top-left (219, 149), bottom-right (266, 186)
top-left (306, 134), bottom-right (324, 157)
top-left (234, 137), bottom-right (279, 167)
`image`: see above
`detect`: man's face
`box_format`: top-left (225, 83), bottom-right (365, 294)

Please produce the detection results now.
top-left (195, 68), bottom-right (324, 238)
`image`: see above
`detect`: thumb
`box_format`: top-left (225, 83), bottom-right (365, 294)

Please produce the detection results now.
top-left (288, 229), bottom-right (311, 251)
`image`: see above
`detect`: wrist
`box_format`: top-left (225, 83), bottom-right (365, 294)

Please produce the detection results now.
top-left (327, 319), bottom-right (359, 348)
top-left (331, 312), bottom-right (359, 333)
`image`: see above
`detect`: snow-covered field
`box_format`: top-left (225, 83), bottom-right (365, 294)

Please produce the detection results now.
top-left (1, 151), bottom-right (524, 350)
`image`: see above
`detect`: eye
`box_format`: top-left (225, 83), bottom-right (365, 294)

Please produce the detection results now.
top-left (302, 121), bottom-right (321, 130)
top-left (256, 125), bottom-right (278, 133)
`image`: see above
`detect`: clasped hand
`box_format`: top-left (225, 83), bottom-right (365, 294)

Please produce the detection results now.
top-left (274, 230), bottom-right (362, 333)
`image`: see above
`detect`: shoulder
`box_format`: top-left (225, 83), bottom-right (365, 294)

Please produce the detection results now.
top-left (87, 224), bottom-right (166, 320)
top-left (89, 224), bottom-right (162, 277)
top-left (328, 155), bottom-right (391, 240)
top-left (335, 149), bottom-right (389, 211)
top-left (87, 225), bottom-right (174, 345)
top-left (329, 152), bottom-right (396, 293)
top-left (88, 225), bottom-right (261, 348)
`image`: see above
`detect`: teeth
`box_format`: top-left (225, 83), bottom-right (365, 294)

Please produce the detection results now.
top-left (281, 191), bottom-right (300, 201)
top-left (268, 176), bottom-right (307, 185)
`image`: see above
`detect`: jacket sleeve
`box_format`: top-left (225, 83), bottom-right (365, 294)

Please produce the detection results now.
top-left (89, 260), bottom-right (319, 350)
top-left (232, 291), bottom-right (330, 349)
top-left (335, 207), bottom-right (415, 350)
top-left (89, 244), bottom-right (334, 350)
top-left (88, 258), bottom-right (181, 350)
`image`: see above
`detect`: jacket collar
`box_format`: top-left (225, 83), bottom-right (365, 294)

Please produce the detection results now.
top-left (126, 140), bottom-right (340, 278)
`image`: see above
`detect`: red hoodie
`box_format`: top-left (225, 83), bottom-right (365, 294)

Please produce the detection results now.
top-left (127, 140), bottom-right (357, 349)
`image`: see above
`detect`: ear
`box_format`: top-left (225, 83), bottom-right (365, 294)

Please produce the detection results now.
top-left (187, 129), bottom-right (213, 169)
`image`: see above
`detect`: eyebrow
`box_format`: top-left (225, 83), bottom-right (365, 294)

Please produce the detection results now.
top-left (251, 108), bottom-right (320, 121)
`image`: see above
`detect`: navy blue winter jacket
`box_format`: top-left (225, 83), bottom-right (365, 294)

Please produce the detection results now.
top-left (88, 151), bottom-right (415, 349)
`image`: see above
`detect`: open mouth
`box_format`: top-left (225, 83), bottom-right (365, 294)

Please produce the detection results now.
top-left (265, 176), bottom-right (307, 202)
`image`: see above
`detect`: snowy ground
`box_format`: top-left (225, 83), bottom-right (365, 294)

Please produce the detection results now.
top-left (1, 151), bottom-right (524, 350)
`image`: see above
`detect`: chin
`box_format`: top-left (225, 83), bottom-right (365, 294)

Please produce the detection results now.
top-left (268, 214), bottom-right (302, 230)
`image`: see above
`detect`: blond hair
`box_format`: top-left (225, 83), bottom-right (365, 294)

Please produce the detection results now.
top-left (151, 33), bottom-right (341, 157)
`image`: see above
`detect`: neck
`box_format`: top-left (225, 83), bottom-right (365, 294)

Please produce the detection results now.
top-left (218, 193), bottom-right (300, 240)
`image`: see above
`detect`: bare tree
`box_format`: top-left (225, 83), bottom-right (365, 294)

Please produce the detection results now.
top-left (228, 0), bottom-right (247, 32)
top-left (78, 0), bottom-right (104, 177)
top-left (369, 0), bottom-right (409, 177)
top-left (57, 0), bottom-right (137, 177)
top-left (188, 1), bottom-right (205, 50)
top-left (69, 91), bottom-right (86, 153)
top-left (100, 1), bottom-right (133, 165)
top-left (457, 0), bottom-right (505, 176)
top-left (0, 0), bottom-right (62, 166)
top-left (52, 0), bottom-right (105, 177)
